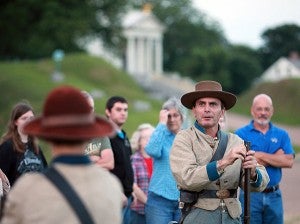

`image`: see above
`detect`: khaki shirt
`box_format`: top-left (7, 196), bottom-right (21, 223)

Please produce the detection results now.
top-left (170, 126), bottom-right (269, 219)
top-left (1, 164), bottom-right (123, 224)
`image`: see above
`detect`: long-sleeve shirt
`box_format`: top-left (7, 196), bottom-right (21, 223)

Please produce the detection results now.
top-left (130, 151), bottom-right (151, 214)
top-left (145, 123), bottom-right (179, 201)
top-left (170, 125), bottom-right (269, 219)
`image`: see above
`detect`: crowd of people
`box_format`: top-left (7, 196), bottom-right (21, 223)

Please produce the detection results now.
top-left (0, 80), bottom-right (295, 224)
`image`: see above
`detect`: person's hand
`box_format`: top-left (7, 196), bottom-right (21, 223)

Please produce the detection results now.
top-left (122, 193), bottom-right (128, 207)
top-left (131, 192), bottom-right (138, 206)
top-left (255, 148), bottom-right (284, 167)
top-left (217, 144), bottom-right (246, 171)
top-left (242, 150), bottom-right (258, 179)
top-left (89, 155), bottom-right (100, 163)
top-left (222, 144), bottom-right (246, 163)
top-left (253, 152), bottom-right (267, 166)
top-left (159, 109), bottom-right (169, 124)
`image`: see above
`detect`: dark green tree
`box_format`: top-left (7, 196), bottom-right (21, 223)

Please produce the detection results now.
top-left (189, 46), bottom-right (231, 88)
top-left (259, 24), bottom-right (300, 69)
top-left (0, 0), bottom-right (126, 59)
top-left (227, 45), bottom-right (263, 94)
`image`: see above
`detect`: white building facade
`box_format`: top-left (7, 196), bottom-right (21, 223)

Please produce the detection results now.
top-left (123, 6), bottom-right (165, 78)
top-left (260, 55), bottom-right (300, 82)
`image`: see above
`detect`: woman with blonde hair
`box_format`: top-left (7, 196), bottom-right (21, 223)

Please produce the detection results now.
top-left (130, 123), bottom-right (154, 224)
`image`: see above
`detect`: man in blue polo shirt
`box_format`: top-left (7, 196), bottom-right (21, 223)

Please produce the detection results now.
top-left (235, 93), bottom-right (294, 224)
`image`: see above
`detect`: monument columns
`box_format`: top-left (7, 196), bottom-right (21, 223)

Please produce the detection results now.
top-left (155, 37), bottom-right (163, 74)
top-left (126, 36), bottom-right (135, 74)
top-left (123, 8), bottom-right (165, 78)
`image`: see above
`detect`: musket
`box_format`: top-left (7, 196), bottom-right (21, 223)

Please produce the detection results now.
top-left (243, 141), bottom-right (251, 224)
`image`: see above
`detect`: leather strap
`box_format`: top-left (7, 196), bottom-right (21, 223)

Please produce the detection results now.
top-left (44, 167), bottom-right (95, 224)
top-left (198, 189), bottom-right (237, 199)
top-left (210, 131), bottom-right (228, 162)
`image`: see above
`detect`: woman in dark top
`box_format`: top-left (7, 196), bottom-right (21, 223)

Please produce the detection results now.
top-left (0, 101), bottom-right (47, 186)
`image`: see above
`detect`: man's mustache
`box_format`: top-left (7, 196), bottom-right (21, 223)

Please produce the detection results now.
top-left (258, 115), bottom-right (268, 119)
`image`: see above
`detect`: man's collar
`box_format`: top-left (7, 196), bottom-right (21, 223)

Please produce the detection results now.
top-left (250, 120), bottom-right (273, 131)
top-left (51, 155), bottom-right (91, 165)
top-left (194, 120), bottom-right (221, 139)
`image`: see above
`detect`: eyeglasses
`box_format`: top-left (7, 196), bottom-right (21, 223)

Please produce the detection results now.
top-left (168, 113), bottom-right (180, 119)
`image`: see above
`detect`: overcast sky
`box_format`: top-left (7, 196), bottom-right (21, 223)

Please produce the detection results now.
top-left (192, 0), bottom-right (300, 48)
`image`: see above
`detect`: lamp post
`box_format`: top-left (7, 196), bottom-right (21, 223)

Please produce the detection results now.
top-left (51, 49), bottom-right (65, 82)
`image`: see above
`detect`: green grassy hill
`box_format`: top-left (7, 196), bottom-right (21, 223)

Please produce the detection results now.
top-left (232, 79), bottom-right (300, 126)
top-left (1, 53), bottom-right (300, 129)
top-left (0, 53), bottom-right (163, 159)
top-left (1, 53), bottom-right (299, 159)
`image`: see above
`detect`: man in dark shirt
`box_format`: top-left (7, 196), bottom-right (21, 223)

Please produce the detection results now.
top-left (105, 96), bottom-right (133, 224)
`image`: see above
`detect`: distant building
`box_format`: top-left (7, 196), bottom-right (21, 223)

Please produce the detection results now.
top-left (122, 5), bottom-right (195, 100)
top-left (122, 4), bottom-right (165, 79)
top-left (260, 52), bottom-right (300, 82)
top-left (84, 4), bottom-right (194, 100)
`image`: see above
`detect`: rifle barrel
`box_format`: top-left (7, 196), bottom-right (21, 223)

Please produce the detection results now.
top-left (244, 141), bottom-right (251, 224)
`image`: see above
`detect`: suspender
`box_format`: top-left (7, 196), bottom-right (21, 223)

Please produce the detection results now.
top-left (44, 167), bottom-right (95, 224)
top-left (211, 131), bottom-right (228, 162)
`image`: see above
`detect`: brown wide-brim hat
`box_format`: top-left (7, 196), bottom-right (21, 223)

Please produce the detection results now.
top-left (23, 86), bottom-right (116, 141)
top-left (181, 80), bottom-right (237, 110)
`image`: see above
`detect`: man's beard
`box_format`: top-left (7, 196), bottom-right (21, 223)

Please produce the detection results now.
top-left (255, 118), bottom-right (270, 126)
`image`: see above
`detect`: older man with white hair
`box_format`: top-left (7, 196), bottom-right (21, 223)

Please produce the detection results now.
top-left (236, 93), bottom-right (294, 224)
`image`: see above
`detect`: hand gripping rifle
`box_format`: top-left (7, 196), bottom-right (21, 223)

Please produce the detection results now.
top-left (243, 141), bottom-right (251, 224)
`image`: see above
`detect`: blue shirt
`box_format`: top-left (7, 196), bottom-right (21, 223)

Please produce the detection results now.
top-left (235, 121), bottom-right (294, 187)
top-left (145, 123), bottom-right (179, 201)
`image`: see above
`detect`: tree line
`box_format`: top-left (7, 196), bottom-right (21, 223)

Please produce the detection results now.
top-left (1, 0), bottom-right (300, 94)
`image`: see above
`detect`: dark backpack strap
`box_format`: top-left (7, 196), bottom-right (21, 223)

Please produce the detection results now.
top-left (44, 167), bottom-right (95, 224)
top-left (210, 131), bottom-right (228, 162)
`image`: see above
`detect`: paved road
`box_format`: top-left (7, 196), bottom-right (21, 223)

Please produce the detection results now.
top-left (227, 112), bottom-right (300, 223)
top-left (281, 157), bottom-right (300, 223)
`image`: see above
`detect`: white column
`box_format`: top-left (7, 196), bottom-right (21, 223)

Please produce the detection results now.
top-left (146, 37), bottom-right (153, 75)
top-left (142, 37), bottom-right (147, 74)
top-left (155, 37), bottom-right (163, 74)
top-left (126, 36), bottom-right (135, 74)
top-left (137, 37), bottom-right (145, 75)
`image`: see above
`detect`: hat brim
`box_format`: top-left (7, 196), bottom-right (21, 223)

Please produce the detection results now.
top-left (23, 115), bottom-right (115, 141)
top-left (181, 91), bottom-right (237, 110)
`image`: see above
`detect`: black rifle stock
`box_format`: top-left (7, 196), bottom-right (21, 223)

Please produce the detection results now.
top-left (244, 141), bottom-right (251, 224)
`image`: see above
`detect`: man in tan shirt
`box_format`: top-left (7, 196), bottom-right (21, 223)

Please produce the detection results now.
top-left (170, 81), bottom-right (269, 224)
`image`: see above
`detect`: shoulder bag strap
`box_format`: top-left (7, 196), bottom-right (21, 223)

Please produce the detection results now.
top-left (44, 167), bottom-right (95, 224)
top-left (210, 131), bottom-right (228, 162)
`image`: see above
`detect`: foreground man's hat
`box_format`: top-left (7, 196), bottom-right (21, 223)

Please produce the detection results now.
top-left (23, 86), bottom-right (115, 141)
top-left (181, 80), bottom-right (237, 110)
